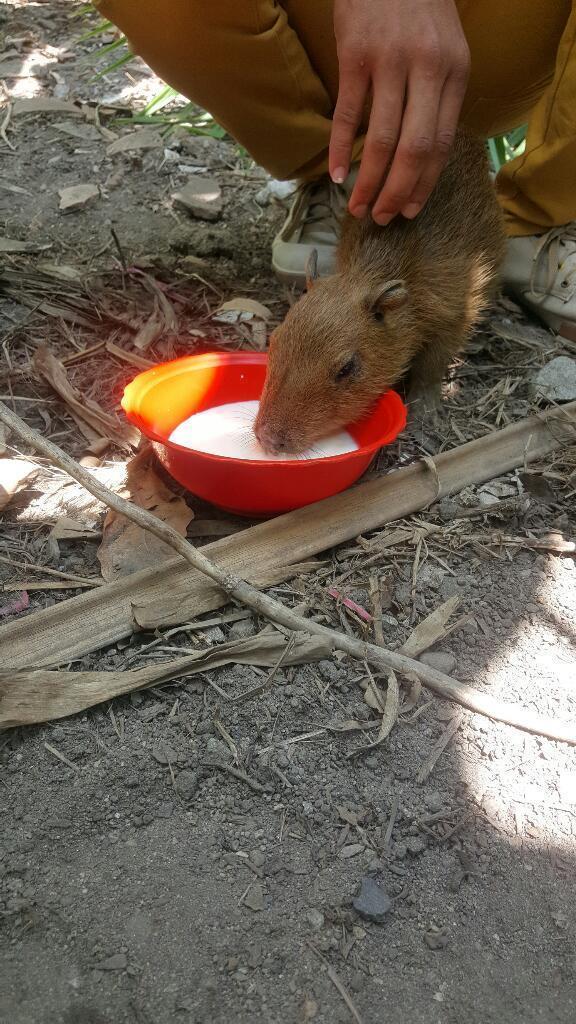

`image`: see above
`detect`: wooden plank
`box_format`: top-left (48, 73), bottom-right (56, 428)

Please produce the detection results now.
top-left (2, 402), bottom-right (574, 670)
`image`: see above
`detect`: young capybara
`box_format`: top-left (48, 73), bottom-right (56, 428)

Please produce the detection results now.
top-left (255, 127), bottom-right (505, 455)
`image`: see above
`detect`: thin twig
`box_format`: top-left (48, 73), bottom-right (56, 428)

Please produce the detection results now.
top-left (1, 400), bottom-right (575, 746)
top-left (307, 942), bottom-right (364, 1024)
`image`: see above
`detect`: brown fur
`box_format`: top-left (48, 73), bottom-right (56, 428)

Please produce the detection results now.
top-left (255, 127), bottom-right (506, 454)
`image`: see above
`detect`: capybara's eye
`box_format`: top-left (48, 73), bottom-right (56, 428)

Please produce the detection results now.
top-left (373, 309), bottom-right (385, 323)
top-left (335, 354), bottom-right (360, 382)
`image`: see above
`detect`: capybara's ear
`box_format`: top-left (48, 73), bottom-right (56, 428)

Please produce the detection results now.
top-left (370, 279), bottom-right (408, 315)
top-left (305, 248), bottom-right (319, 290)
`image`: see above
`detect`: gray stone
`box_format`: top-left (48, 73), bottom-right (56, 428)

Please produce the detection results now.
top-left (172, 177), bottom-right (223, 221)
top-left (97, 953), bottom-right (127, 971)
top-left (405, 836), bottom-right (427, 855)
top-left (533, 356), bottom-right (576, 402)
top-left (175, 770), bottom-right (199, 800)
top-left (228, 618), bottom-right (257, 641)
top-left (250, 850), bottom-right (266, 868)
top-left (151, 742), bottom-right (178, 765)
top-left (306, 908), bottom-right (325, 930)
top-left (419, 651), bottom-right (457, 675)
top-left (353, 877), bottom-right (392, 924)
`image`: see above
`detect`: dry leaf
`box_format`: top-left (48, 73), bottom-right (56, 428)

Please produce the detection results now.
top-left (0, 630), bottom-right (331, 728)
top-left (351, 671), bottom-right (400, 758)
top-left (34, 345), bottom-right (138, 449)
top-left (97, 451), bottom-right (194, 581)
top-left (400, 596), bottom-right (460, 658)
top-left (0, 238), bottom-right (51, 254)
top-left (58, 184), bottom-right (99, 212)
top-left (132, 310), bottom-right (165, 351)
top-left (0, 459), bottom-right (38, 510)
top-left (105, 340), bottom-right (154, 369)
top-left (106, 129), bottom-right (162, 156)
top-left (12, 98), bottom-right (82, 116)
top-left (213, 297), bottom-right (272, 323)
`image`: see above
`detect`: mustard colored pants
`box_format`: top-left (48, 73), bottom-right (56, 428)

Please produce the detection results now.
top-left (97, 0), bottom-right (576, 236)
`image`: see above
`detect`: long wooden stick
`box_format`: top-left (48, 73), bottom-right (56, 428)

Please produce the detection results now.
top-left (0, 399), bottom-right (574, 745)
top-left (2, 400), bottom-right (575, 668)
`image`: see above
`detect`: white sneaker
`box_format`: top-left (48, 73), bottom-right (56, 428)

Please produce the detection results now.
top-left (272, 172), bottom-right (355, 286)
top-left (502, 224), bottom-right (576, 332)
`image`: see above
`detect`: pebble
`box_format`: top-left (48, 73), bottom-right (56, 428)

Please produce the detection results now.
top-left (228, 619), bottom-right (257, 641)
top-left (97, 953), bottom-right (127, 971)
top-left (244, 883), bottom-right (265, 912)
top-left (250, 850), bottom-right (266, 868)
top-left (419, 651), bottom-right (457, 675)
top-left (151, 742), bottom-right (178, 765)
top-left (424, 791), bottom-right (444, 812)
top-left (352, 877), bottom-right (393, 923)
top-left (175, 770), bottom-right (199, 801)
top-left (339, 843), bottom-right (365, 859)
top-left (533, 356), bottom-right (576, 402)
top-left (205, 737), bottom-right (230, 762)
top-left (172, 176), bottom-right (223, 221)
top-left (405, 836), bottom-right (427, 855)
top-left (306, 908), bottom-right (324, 930)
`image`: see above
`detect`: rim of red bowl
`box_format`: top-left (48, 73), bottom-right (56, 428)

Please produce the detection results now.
top-left (122, 352), bottom-right (407, 468)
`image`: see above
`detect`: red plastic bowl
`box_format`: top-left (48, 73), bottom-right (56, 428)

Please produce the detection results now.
top-left (121, 352), bottom-right (406, 516)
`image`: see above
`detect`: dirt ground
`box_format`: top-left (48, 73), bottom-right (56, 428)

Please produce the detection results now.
top-left (1, 4), bottom-right (575, 1024)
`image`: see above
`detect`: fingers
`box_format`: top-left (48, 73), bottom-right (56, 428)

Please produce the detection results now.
top-left (371, 67), bottom-right (443, 226)
top-left (347, 68), bottom-right (405, 218)
top-left (398, 67), bottom-right (470, 219)
top-left (329, 63), bottom-right (370, 185)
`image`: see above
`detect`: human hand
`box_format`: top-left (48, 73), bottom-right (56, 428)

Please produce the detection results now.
top-left (329, 0), bottom-right (470, 224)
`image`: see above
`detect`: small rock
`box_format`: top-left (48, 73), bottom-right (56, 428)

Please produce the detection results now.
top-left (205, 736), bottom-right (230, 762)
top-left (58, 183), bottom-right (99, 212)
top-left (339, 843), bottom-right (365, 860)
top-left (172, 177), bottom-right (223, 221)
top-left (228, 619), bottom-right (257, 641)
top-left (151, 742), bottom-right (178, 765)
top-left (202, 625), bottom-right (225, 644)
top-left (97, 953), bottom-right (127, 971)
top-left (424, 927), bottom-right (449, 951)
top-left (405, 836), bottom-right (427, 855)
top-left (533, 356), bottom-right (576, 402)
top-left (352, 877), bottom-right (392, 923)
top-left (419, 651), bottom-right (457, 675)
top-left (244, 883), bottom-right (265, 912)
top-left (424, 791), bottom-right (444, 812)
top-left (306, 908), bottom-right (324, 930)
top-left (250, 850), bottom-right (266, 868)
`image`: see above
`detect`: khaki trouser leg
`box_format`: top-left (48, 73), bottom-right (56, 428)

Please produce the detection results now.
top-left (98, 0), bottom-right (575, 233)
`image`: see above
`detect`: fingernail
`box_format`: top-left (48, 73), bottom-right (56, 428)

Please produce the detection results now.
top-left (373, 211), bottom-right (393, 226)
top-left (331, 166), bottom-right (347, 184)
top-left (402, 203), bottom-right (421, 219)
top-left (350, 204), bottom-right (368, 219)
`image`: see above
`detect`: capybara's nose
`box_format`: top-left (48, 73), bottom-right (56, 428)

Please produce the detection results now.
top-left (254, 420), bottom-right (290, 454)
